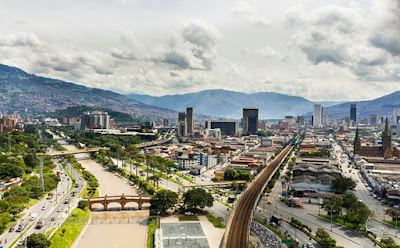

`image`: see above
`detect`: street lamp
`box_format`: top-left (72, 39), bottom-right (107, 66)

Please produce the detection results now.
top-left (326, 203), bottom-right (337, 231)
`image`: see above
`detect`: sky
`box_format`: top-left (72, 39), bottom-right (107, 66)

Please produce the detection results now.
top-left (0, 0), bottom-right (399, 101)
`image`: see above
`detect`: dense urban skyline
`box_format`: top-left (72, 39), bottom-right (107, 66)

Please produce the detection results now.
top-left (0, 0), bottom-right (399, 101)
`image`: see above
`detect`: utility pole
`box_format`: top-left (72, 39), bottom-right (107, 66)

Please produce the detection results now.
top-left (146, 155), bottom-right (149, 179)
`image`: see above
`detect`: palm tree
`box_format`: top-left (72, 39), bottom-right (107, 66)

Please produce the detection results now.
top-left (149, 175), bottom-right (161, 188)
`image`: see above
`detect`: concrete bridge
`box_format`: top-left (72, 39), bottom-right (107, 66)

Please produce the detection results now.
top-left (86, 194), bottom-right (151, 211)
top-left (37, 147), bottom-right (110, 156)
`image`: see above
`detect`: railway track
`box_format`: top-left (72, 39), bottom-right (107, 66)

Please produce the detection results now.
top-left (222, 143), bottom-right (293, 248)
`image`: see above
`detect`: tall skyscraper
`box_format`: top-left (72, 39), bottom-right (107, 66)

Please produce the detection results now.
top-left (325, 113), bottom-right (330, 126)
top-left (243, 108), bottom-right (258, 134)
top-left (350, 104), bottom-right (357, 124)
top-left (178, 112), bottom-right (187, 137)
top-left (313, 104), bottom-right (323, 127)
top-left (186, 107), bottom-right (194, 135)
top-left (393, 108), bottom-right (400, 124)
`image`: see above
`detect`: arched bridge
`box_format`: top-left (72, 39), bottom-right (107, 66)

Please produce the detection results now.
top-left (85, 194), bottom-right (151, 211)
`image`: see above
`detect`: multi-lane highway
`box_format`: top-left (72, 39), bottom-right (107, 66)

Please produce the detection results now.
top-left (223, 144), bottom-right (293, 248)
top-left (0, 158), bottom-right (85, 248)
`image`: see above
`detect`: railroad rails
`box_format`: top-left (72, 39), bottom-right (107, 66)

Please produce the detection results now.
top-left (222, 143), bottom-right (294, 248)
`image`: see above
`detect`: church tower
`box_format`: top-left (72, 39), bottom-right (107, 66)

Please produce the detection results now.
top-left (382, 118), bottom-right (393, 158)
top-left (353, 126), bottom-right (361, 158)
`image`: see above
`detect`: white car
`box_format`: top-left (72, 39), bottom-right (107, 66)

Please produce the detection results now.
top-left (57, 208), bottom-right (61, 212)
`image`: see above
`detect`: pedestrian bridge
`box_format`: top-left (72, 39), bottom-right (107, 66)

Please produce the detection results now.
top-left (85, 194), bottom-right (151, 211)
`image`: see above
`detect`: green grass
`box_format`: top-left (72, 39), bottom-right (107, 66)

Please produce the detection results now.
top-left (45, 228), bottom-right (56, 238)
top-left (80, 184), bottom-right (99, 198)
top-left (319, 214), bottom-right (356, 229)
top-left (178, 216), bottom-right (200, 221)
top-left (49, 208), bottom-right (90, 248)
top-left (147, 218), bottom-right (160, 248)
top-left (384, 220), bottom-right (400, 228)
top-left (206, 214), bottom-right (226, 228)
top-left (173, 172), bottom-right (194, 183)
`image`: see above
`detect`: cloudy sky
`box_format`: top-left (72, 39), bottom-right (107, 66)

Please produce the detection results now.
top-left (0, 0), bottom-right (399, 101)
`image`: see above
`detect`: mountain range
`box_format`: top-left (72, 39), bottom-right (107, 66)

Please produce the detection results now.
top-left (128, 90), bottom-right (342, 119)
top-left (0, 64), bottom-right (175, 119)
top-left (0, 63), bottom-right (398, 121)
top-left (322, 91), bottom-right (400, 120)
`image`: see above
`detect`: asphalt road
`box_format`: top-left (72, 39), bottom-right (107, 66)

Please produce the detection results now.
top-left (1, 156), bottom-right (85, 248)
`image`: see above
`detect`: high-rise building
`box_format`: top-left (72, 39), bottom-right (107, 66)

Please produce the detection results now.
top-left (325, 113), bottom-right (330, 126)
top-left (243, 108), bottom-right (258, 134)
top-left (313, 104), bottom-right (323, 127)
top-left (350, 104), bottom-right (357, 123)
top-left (296, 116), bottom-right (305, 126)
top-left (186, 107), bottom-right (194, 135)
top-left (163, 119), bottom-right (169, 127)
top-left (178, 112), bottom-right (187, 137)
top-left (393, 108), bottom-right (400, 124)
top-left (80, 111), bottom-right (110, 130)
top-left (204, 120), bottom-right (238, 136)
top-left (370, 114), bottom-right (379, 125)
top-left (285, 116), bottom-right (294, 126)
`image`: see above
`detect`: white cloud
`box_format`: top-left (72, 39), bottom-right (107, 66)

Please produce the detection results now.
top-left (232, 0), bottom-right (270, 28)
top-left (151, 20), bottom-right (222, 70)
top-left (286, 3), bottom-right (400, 82)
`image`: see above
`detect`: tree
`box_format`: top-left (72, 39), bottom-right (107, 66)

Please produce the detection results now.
top-left (150, 190), bottom-right (178, 214)
top-left (224, 168), bottom-right (238, 180)
top-left (344, 204), bottom-right (371, 229)
top-left (78, 200), bottom-right (89, 210)
top-left (183, 188), bottom-right (214, 210)
top-left (231, 181), bottom-right (238, 191)
top-left (0, 163), bottom-right (24, 180)
top-left (332, 176), bottom-right (356, 193)
top-left (316, 228), bottom-right (336, 248)
top-left (23, 153), bottom-right (39, 168)
top-left (26, 233), bottom-right (51, 248)
top-left (322, 197), bottom-right (343, 215)
top-left (342, 193), bottom-right (358, 209)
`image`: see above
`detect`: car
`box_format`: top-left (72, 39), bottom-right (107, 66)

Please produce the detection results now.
top-left (306, 243), bottom-right (314, 248)
top-left (50, 198), bottom-right (55, 203)
top-left (57, 208), bottom-right (61, 212)
top-left (184, 211), bottom-right (194, 216)
top-left (64, 199), bottom-right (70, 204)
top-left (358, 199), bottom-right (363, 203)
top-left (9, 227), bottom-right (14, 232)
top-left (51, 217), bottom-right (55, 221)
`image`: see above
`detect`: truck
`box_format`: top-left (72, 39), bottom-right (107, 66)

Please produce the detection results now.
top-left (46, 193), bottom-right (53, 200)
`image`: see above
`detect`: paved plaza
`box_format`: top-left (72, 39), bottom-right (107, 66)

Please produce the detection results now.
top-left (160, 223), bottom-right (210, 248)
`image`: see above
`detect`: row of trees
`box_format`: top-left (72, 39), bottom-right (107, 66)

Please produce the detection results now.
top-left (322, 193), bottom-right (371, 230)
top-left (150, 188), bottom-right (213, 214)
top-left (65, 155), bottom-right (99, 197)
top-left (0, 154), bottom-right (59, 233)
